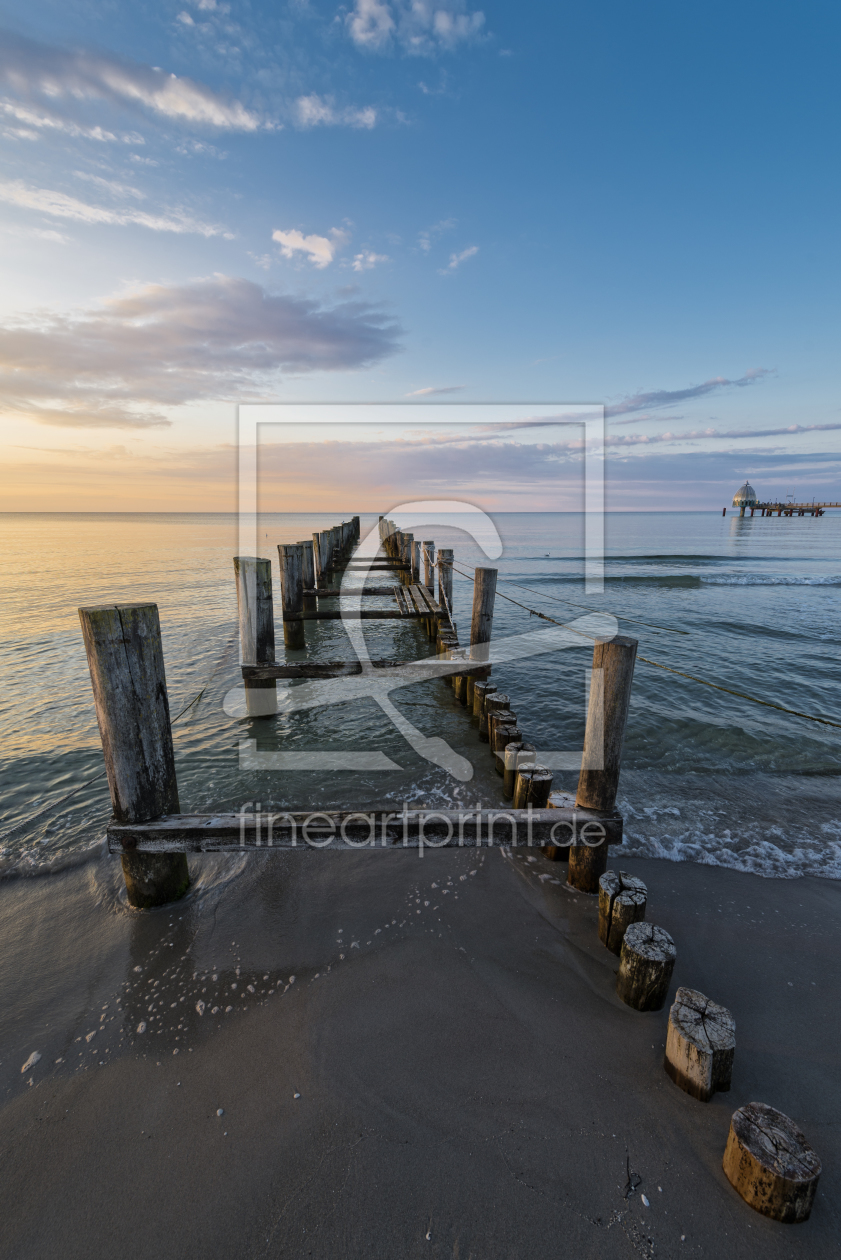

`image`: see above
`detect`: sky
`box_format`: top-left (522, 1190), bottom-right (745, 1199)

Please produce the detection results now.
top-left (0, 0), bottom-right (839, 510)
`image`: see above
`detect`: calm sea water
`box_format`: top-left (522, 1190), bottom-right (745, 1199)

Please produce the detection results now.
top-left (1, 511), bottom-right (839, 880)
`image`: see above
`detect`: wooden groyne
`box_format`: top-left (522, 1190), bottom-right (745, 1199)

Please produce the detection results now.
top-left (79, 513), bottom-right (636, 908)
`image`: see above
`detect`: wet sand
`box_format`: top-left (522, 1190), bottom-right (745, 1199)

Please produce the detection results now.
top-left (1, 848), bottom-right (839, 1259)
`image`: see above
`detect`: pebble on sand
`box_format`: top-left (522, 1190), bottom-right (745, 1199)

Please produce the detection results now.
top-left (217, 1108), bottom-right (225, 1117)
top-left (21, 1051), bottom-right (41, 1074)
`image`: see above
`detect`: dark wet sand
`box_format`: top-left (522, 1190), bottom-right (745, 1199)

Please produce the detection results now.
top-left (1, 848), bottom-right (839, 1259)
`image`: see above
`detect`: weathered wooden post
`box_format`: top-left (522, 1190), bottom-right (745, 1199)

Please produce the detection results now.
top-left (278, 544), bottom-right (305, 649)
top-left (78, 603), bottom-right (190, 908)
top-left (438, 548), bottom-right (453, 623)
top-left (413, 541), bottom-right (421, 584)
top-left (299, 539), bottom-right (316, 611)
top-left (722, 1104), bottom-right (821, 1223)
top-left (234, 556), bottom-right (277, 718)
top-left (402, 533), bottom-right (414, 585)
top-left (569, 635), bottom-right (638, 893)
top-left (319, 531), bottom-right (332, 584)
top-left (312, 531), bottom-right (324, 587)
top-left (463, 565), bottom-right (496, 707)
top-left (423, 541), bottom-right (435, 592)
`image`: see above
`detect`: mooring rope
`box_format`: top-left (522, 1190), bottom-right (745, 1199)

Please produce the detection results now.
top-left (450, 562), bottom-right (841, 730)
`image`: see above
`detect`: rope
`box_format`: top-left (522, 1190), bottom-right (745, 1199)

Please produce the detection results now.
top-left (435, 555), bottom-right (456, 628)
top-left (449, 558), bottom-right (687, 635)
top-left (635, 656), bottom-right (841, 729)
top-left (450, 561), bottom-right (841, 730)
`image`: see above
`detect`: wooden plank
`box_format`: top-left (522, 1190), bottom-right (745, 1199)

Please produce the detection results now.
top-left (405, 584), bottom-right (427, 616)
top-left (393, 586), bottom-right (410, 616)
top-left (241, 658), bottom-right (496, 681)
top-left (108, 807), bottom-right (623, 853)
top-left (412, 583), bottom-right (442, 616)
top-left (285, 609), bottom-right (423, 621)
top-left (309, 587), bottom-right (399, 597)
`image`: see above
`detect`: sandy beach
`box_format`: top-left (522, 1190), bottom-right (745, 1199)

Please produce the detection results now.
top-left (1, 847), bottom-right (838, 1259)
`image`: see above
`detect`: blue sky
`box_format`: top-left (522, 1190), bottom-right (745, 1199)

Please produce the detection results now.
top-left (1, 0), bottom-right (839, 509)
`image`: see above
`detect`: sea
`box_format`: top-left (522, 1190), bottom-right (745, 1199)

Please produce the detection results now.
top-left (1, 510), bottom-right (838, 883)
top-left (1, 509), bottom-right (839, 1097)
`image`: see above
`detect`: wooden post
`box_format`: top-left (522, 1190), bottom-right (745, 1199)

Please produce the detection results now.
top-left (413, 540), bottom-right (421, 584)
top-left (278, 544), bottom-right (305, 649)
top-left (569, 635), bottom-right (638, 893)
top-left (598, 870), bottom-right (647, 954)
top-left (299, 540), bottom-right (316, 612)
top-left (470, 568), bottom-right (497, 661)
top-left (665, 986), bottom-right (734, 1102)
top-left (234, 557), bottom-right (277, 717)
top-left (481, 691), bottom-right (508, 742)
top-left (615, 922), bottom-right (675, 1011)
top-left (473, 681), bottom-right (496, 725)
top-left (78, 603), bottom-right (189, 909)
top-left (312, 532), bottom-right (323, 587)
top-left (438, 548), bottom-right (454, 623)
top-left (402, 533), bottom-right (414, 585)
top-left (722, 1103), bottom-right (821, 1223)
top-left (423, 541), bottom-right (435, 592)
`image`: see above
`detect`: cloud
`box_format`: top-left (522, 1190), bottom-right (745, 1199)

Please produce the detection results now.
top-left (272, 226), bottom-right (349, 268)
top-left (418, 217), bottom-right (455, 251)
top-left (351, 250), bottom-right (389, 271)
top-left (346, 1), bottom-right (485, 55)
top-left (606, 369), bottom-right (773, 420)
top-left (405, 385), bottom-right (465, 396)
top-left (0, 274), bottom-right (402, 428)
top-left (439, 244), bottom-right (478, 272)
top-left (0, 28), bottom-right (261, 132)
top-left (0, 179), bottom-right (229, 237)
top-left (295, 93), bottom-right (377, 129)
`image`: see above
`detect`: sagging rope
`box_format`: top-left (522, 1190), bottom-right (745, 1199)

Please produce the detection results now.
top-left (449, 561), bottom-right (841, 731)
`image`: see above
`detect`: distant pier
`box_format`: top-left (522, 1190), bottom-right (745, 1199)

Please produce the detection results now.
top-left (725, 480), bottom-right (840, 517)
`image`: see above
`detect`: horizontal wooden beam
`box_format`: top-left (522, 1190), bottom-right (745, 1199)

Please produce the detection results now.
top-left (290, 609), bottom-right (423, 621)
top-left (307, 587), bottom-right (399, 597)
top-left (108, 807), bottom-right (623, 852)
top-left (241, 659), bottom-right (492, 681)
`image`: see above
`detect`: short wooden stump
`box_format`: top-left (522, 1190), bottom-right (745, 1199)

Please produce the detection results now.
top-left (723, 1102), bottom-right (821, 1223)
top-left (664, 986), bottom-right (734, 1102)
top-left (598, 870), bottom-right (647, 954)
top-left (616, 922), bottom-right (675, 1011)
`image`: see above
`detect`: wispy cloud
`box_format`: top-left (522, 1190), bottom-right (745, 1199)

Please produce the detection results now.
top-left (295, 94), bottom-right (377, 129)
top-left (0, 179), bottom-right (229, 237)
top-left (405, 385), bottom-right (465, 396)
top-left (439, 244), bottom-right (478, 272)
top-left (0, 28), bottom-right (261, 132)
top-left (272, 226), bottom-right (349, 268)
top-left (351, 250), bottom-right (389, 272)
top-left (419, 218), bottom-right (456, 254)
top-left (0, 275), bottom-right (402, 428)
top-left (606, 369), bottom-right (772, 420)
top-left (346, 1), bottom-right (486, 55)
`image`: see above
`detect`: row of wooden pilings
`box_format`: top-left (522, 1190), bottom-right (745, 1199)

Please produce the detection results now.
top-left (78, 512), bottom-right (637, 910)
top-left (235, 516), bottom-right (360, 715)
top-left (377, 516), bottom-right (639, 897)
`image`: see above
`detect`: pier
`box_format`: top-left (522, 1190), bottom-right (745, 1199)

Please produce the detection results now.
top-left (78, 513), bottom-right (637, 907)
top-left (726, 479), bottom-right (840, 517)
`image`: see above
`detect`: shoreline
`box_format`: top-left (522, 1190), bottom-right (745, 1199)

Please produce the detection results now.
top-left (1, 848), bottom-right (838, 1257)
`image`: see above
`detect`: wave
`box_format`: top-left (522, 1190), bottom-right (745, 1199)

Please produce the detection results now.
top-left (701, 575), bottom-right (841, 587)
